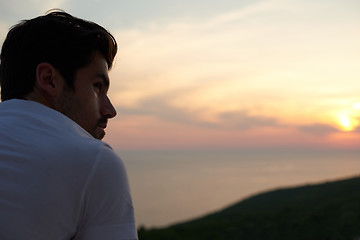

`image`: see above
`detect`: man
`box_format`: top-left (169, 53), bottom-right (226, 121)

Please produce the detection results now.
top-left (0, 10), bottom-right (138, 240)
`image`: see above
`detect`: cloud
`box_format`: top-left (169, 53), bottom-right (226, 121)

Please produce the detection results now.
top-left (298, 124), bottom-right (340, 136)
top-left (116, 89), bottom-right (218, 129)
top-left (218, 111), bottom-right (279, 130)
top-left (354, 125), bottom-right (360, 133)
top-left (118, 93), bottom-right (203, 126)
top-left (115, 85), bottom-right (283, 132)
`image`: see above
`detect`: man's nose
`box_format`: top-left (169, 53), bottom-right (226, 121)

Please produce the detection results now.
top-left (101, 96), bottom-right (117, 119)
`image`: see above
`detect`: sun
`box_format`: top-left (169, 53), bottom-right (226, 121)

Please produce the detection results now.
top-left (337, 109), bottom-right (359, 132)
top-left (338, 113), bottom-right (352, 131)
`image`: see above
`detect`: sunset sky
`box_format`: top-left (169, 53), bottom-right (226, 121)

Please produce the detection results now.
top-left (1, 0), bottom-right (359, 150)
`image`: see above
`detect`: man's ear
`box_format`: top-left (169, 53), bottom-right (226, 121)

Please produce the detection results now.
top-left (35, 63), bottom-right (63, 96)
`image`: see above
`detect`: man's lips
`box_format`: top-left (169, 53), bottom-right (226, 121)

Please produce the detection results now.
top-left (97, 119), bottom-right (108, 129)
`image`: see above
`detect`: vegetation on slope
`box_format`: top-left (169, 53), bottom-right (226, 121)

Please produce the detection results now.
top-left (138, 176), bottom-right (360, 240)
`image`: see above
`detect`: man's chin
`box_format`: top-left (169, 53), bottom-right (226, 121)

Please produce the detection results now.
top-left (92, 128), bottom-right (105, 140)
top-left (95, 131), bottom-right (105, 140)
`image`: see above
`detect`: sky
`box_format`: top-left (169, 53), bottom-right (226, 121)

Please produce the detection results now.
top-left (1, 0), bottom-right (360, 151)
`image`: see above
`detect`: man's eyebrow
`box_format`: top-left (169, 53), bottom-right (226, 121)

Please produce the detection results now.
top-left (96, 73), bottom-right (110, 88)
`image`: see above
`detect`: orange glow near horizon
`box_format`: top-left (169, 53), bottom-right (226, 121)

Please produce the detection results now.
top-left (104, 113), bottom-right (360, 151)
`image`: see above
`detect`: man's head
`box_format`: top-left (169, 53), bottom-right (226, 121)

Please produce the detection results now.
top-left (0, 10), bottom-right (118, 139)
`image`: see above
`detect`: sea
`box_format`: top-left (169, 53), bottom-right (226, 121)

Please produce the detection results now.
top-left (116, 148), bottom-right (360, 228)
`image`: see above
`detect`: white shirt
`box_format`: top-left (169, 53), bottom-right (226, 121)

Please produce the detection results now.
top-left (0, 99), bottom-right (138, 240)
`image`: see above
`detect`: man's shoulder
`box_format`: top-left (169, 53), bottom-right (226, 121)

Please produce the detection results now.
top-left (0, 99), bottom-right (119, 167)
top-left (0, 99), bottom-right (94, 143)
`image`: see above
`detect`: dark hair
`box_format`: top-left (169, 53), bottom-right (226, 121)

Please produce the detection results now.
top-left (0, 10), bottom-right (117, 101)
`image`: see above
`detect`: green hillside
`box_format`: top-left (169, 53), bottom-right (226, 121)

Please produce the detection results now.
top-left (138, 176), bottom-right (360, 240)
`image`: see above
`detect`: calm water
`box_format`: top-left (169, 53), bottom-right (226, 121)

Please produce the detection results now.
top-left (117, 149), bottom-right (360, 228)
